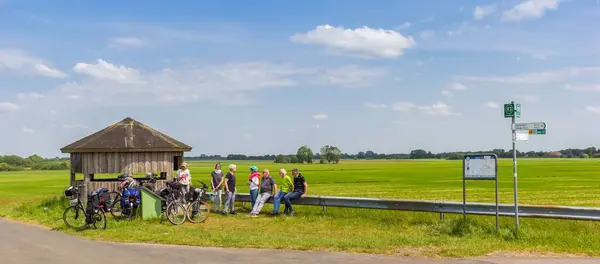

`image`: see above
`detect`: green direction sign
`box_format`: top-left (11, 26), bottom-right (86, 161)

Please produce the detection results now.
top-left (504, 103), bottom-right (521, 118)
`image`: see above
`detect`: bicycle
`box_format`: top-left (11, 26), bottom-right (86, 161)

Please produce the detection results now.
top-left (63, 186), bottom-right (107, 230)
top-left (163, 180), bottom-right (188, 225)
top-left (186, 180), bottom-right (211, 223)
top-left (110, 173), bottom-right (140, 220)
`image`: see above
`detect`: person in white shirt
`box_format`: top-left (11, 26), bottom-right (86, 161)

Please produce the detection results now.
top-left (176, 162), bottom-right (191, 204)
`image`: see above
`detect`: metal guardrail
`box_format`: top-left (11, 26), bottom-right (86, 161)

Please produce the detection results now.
top-left (234, 193), bottom-right (600, 221)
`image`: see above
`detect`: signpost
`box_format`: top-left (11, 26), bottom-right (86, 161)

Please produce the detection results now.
top-left (504, 102), bottom-right (546, 232)
top-left (504, 101), bottom-right (520, 231)
top-left (462, 154), bottom-right (499, 231)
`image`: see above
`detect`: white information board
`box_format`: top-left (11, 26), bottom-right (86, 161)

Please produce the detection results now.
top-left (463, 155), bottom-right (497, 180)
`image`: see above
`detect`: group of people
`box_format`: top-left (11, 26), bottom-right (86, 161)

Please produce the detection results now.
top-left (175, 162), bottom-right (308, 217)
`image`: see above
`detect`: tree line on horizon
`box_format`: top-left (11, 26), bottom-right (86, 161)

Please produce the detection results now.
top-left (0, 154), bottom-right (69, 171)
top-left (2, 146), bottom-right (599, 170)
top-left (185, 146), bottom-right (600, 163)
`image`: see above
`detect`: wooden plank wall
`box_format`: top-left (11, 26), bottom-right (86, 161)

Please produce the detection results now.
top-left (75, 180), bottom-right (169, 193)
top-left (80, 151), bottom-right (183, 180)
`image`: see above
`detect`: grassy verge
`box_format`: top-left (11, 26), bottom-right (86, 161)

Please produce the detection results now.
top-left (2, 194), bottom-right (600, 258)
top-left (2, 159), bottom-right (600, 257)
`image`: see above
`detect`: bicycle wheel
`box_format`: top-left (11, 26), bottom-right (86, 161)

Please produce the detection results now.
top-left (110, 194), bottom-right (123, 218)
top-left (166, 202), bottom-right (186, 225)
top-left (186, 201), bottom-right (210, 223)
top-left (90, 210), bottom-right (107, 229)
top-left (63, 206), bottom-right (86, 229)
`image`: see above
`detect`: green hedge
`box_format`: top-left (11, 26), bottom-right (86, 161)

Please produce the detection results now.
top-left (0, 163), bottom-right (23, 171)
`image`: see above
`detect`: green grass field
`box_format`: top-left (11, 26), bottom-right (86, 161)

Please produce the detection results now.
top-left (1, 159), bottom-right (600, 257)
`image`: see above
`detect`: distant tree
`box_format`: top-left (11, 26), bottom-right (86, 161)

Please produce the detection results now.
top-left (582, 153), bottom-right (590, 159)
top-left (320, 145), bottom-right (342, 164)
top-left (296, 145), bottom-right (314, 164)
top-left (365, 150), bottom-right (376, 159)
top-left (274, 155), bottom-right (290, 163)
top-left (409, 149), bottom-right (429, 159)
top-left (447, 152), bottom-right (463, 160)
top-left (290, 155), bottom-right (300, 163)
top-left (357, 151), bottom-right (366, 159)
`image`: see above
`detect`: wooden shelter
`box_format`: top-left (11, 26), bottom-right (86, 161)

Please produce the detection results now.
top-left (60, 117), bottom-right (192, 198)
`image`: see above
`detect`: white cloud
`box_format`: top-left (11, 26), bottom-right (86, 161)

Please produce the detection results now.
top-left (311, 114), bottom-right (328, 120)
top-left (451, 82), bottom-right (468, 91)
top-left (108, 37), bottom-right (146, 48)
top-left (391, 101), bottom-right (416, 112)
top-left (565, 84), bottom-right (600, 93)
top-left (586, 106), bottom-right (600, 114)
top-left (456, 67), bottom-right (600, 85)
top-left (17, 92), bottom-right (45, 100)
top-left (22, 127), bottom-right (34, 134)
top-left (73, 59), bottom-right (144, 83)
top-left (396, 22), bottom-right (411, 30)
top-left (441, 90), bottom-right (453, 97)
top-left (0, 49), bottom-right (66, 78)
top-left (0, 102), bottom-right (21, 113)
top-left (501, 0), bottom-right (560, 22)
top-left (419, 30), bottom-right (435, 40)
top-left (419, 102), bottom-right (461, 116)
top-left (34, 64), bottom-right (68, 78)
top-left (317, 65), bottom-right (388, 88)
top-left (290, 24), bottom-right (416, 59)
top-left (311, 124), bottom-right (321, 129)
top-left (364, 102), bottom-right (388, 109)
top-left (486, 101), bottom-right (499, 108)
top-left (474, 4), bottom-right (498, 20)
top-left (26, 59), bottom-right (323, 109)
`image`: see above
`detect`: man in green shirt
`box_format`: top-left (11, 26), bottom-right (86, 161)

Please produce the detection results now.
top-left (269, 168), bottom-right (293, 216)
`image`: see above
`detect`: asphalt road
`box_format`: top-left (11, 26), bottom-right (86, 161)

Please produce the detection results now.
top-left (1, 219), bottom-right (598, 264)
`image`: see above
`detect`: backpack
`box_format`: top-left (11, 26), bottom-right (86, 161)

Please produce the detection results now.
top-left (121, 187), bottom-right (141, 208)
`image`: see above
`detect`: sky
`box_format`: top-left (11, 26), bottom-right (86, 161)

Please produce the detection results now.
top-left (1, 0), bottom-right (600, 158)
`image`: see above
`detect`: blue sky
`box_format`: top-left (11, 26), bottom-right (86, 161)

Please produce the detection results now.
top-left (1, 0), bottom-right (600, 157)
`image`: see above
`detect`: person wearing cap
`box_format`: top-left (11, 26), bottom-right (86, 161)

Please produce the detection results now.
top-left (176, 162), bottom-right (192, 204)
top-left (248, 168), bottom-right (277, 217)
top-left (248, 166), bottom-right (261, 209)
top-left (282, 168), bottom-right (308, 216)
top-left (269, 168), bottom-right (293, 216)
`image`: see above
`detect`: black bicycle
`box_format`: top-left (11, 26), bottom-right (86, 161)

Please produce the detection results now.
top-left (163, 181), bottom-right (188, 225)
top-left (63, 186), bottom-right (107, 230)
top-left (186, 180), bottom-right (211, 223)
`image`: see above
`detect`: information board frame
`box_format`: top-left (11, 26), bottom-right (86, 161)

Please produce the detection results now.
top-left (462, 153), bottom-right (499, 231)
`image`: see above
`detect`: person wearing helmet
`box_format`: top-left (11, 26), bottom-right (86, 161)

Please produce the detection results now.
top-left (248, 165), bottom-right (260, 208)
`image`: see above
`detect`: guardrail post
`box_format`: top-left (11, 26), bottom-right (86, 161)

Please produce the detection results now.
top-left (440, 212), bottom-right (444, 221)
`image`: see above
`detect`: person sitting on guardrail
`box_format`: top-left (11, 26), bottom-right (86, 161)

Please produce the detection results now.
top-left (248, 166), bottom-right (260, 208)
top-left (283, 168), bottom-right (308, 216)
top-left (248, 168), bottom-right (277, 217)
top-left (222, 164), bottom-right (237, 215)
top-left (269, 168), bottom-right (293, 216)
top-left (211, 163), bottom-right (224, 213)
top-left (176, 162), bottom-right (192, 205)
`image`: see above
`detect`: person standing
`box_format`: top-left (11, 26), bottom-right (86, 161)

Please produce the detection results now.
top-left (283, 168), bottom-right (308, 216)
top-left (269, 168), bottom-right (293, 216)
top-left (248, 166), bottom-right (260, 209)
top-left (222, 164), bottom-right (237, 215)
top-left (176, 162), bottom-right (191, 205)
top-left (249, 169), bottom-right (277, 217)
top-left (211, 163), bottom-right (224, 213)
